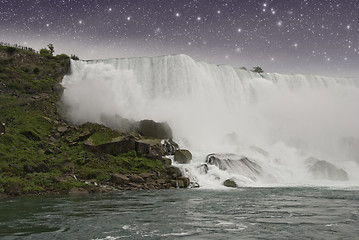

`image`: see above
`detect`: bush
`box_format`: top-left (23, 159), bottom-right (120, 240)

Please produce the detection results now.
top-left (251, 66), bottom-right (264, 73)
top-left (39, 48), bottom-right (51, 56)
top-left (33, 67), bottom-right (40, 74)
top-left (71, 54), bottom-right (79, 60)
top-left (6, 47), bottom-right (16, 55)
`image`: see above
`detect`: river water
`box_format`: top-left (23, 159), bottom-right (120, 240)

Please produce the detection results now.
top-left (1, 187), bottom-right (358, 239)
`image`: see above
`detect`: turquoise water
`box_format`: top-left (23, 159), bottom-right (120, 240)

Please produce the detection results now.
top-left (0, 188), bottom-right (358, 239)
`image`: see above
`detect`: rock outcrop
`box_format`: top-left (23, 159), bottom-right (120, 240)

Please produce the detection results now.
top-left (138, 119), bottom-right (173, 139)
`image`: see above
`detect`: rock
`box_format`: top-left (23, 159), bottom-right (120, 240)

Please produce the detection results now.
top-left (206, 153), bottom-right (262, 181)
top-left (223, 179), bottom-right (237, 188)
top-left (74, 130), bottom-right (94, 142)
top-left (57, 126), bottom-right (68, 134)
top-left (161, 157), bottom-right (172, 166)
top-left (87, 136), bottom-right (136, 156)
top-left (68, 187), bottom-right (89, 195)
top-left (110, 173), bottom-right (130, 185)
top-left (166, 166), bottom-right (182, 178)
top-left (306, 157), bottom-right (349, 181)
top-left (0, 123), bottom-right (5, 135)
top-left (20, 130), bottom-right (41, 141)
top-left (174, 149), bottom-right (192, 164)
top-left (135, 141), bottom-right (150, 155)
top-left (129, 175), bottom-right (145, 183)
top-left (163, 139), bottom-right (179, 155)
top-left (156, 179), bottom-right (166, 185)
top-left (138, 119), bottom-right (173, 139)
top-left (135, 138), bottom-right (164, 159)
top-left (177, 177), bottom-right (190, 188)
top-left (139, 172), bottom-right (153, 179)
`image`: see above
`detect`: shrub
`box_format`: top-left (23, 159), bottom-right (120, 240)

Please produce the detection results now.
top-left (251, 66), bottom-right (264, 73)
top-left (71, 54), bottom-right (79, 60)
top-left (39, 48), bottom-right (51, 56)
top-left (6, 47), bottom-right (16, 55)
top-left (33, 67), bottom-right (40, 74)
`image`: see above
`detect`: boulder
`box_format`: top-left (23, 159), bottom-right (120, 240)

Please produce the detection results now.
top-left (57, 126), bottom-right (68, 134)
top-left (306, 157), bottom-right (349, 181)
top-left (136, 138), bottom-right (164, 159)
top-left (163, 139), bottom-right (179, 155)
top-left (177, 177), bottom-right (190, 188)
top-left (174, 149), bottom-right (192, 164)
top-left (167, 166), bottom-right (182, 178)
top-left (110, 173), bottom-right (130, 185)
top-left (88, 136), bottom-right (136, 156)
top-left (129, 175), bottom-right (145, 183)
top-left (138, 119), bottom-right (173, 139)
top-left (223, 179), bottom-right (237, 188)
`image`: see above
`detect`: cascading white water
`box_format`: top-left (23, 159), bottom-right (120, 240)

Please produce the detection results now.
top-left (61, 54), bottom-right (359, 188)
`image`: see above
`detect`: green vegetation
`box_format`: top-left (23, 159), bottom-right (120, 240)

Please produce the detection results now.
top-left (0, 45), bottom-right (165, 196)
top-left (251, 66), bottom-right (264, 73)
top-left (71, 54), bottom-right (79, 60)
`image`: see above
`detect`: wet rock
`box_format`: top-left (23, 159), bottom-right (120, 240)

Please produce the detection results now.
top-left (110, 173), bottom-right (130, 185)
top-left (174, 149), bottom-right (192, 164)
top-left (21, 130), bottom-right (41, 141)
top-left (138, 119), bottom-right (173, 139)
top-left (177, 177), bottom-right (190, 188)
top-left (163, 139), bottom-right (179, 155)
top-left (223, 179), bottom-right (237, 188)
top-left (166, 166), bottom-right (182, 178)
top-left (306, 157), bottom-right (349, 181)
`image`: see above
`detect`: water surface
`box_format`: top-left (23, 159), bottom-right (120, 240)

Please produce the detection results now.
top-left (0, 187), bottom-right (358, 239)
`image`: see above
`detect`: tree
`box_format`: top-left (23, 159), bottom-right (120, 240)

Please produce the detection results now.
top-left (71, 54), bottom-right (79, 60)
top-left (39, 48), bottom-right (51, 56)
top-left (47, 43), bottom-right (54, 55)
top-left (251, 66), bottom-right (264, 73)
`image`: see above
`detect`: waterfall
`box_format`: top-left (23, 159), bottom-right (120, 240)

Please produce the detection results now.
top-left (61, 54), bottom-right (359, 188)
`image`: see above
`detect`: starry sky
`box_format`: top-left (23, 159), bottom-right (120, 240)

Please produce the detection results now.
top-left (1, 0), bottom-right (358, 77)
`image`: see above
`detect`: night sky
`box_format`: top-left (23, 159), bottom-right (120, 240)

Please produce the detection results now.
top-left (1, 0), bottom-right (358, 77)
